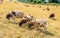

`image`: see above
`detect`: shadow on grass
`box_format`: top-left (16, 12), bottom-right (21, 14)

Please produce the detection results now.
top-left (26, 26), bottom-right (36, 30)
top-left (37, 29), bottom-right (55, 36)
top-left (45, 31), bottom-right (55, 36)
top-left (49, 18), bottom-right (57, 21)
top-left (8, 21), bottom-right (18, 25)
top-left (8, 21), bottom-right (55, 36)
top-left (26, 27), bottom-right (55, 36)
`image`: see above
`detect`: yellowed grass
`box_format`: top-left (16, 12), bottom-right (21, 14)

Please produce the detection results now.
top-left (0, 1), bottom-right (60, 38)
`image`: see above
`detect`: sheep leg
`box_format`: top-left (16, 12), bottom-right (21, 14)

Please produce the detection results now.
top-left (35, 24), bottom-right (39, 31)
top-left (13, 17), bottom-right (16, 23)
top-left (44, 25), bottom-right (46, 33)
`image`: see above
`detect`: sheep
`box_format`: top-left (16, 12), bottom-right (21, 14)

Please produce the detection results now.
top-left (43, 9), bottom-right (45, 11)
top-left (49, 13), bottom-right (55, 20)
top-left (38, 6), bottom-right (41, 8)
top-left (46, 7), bottom-right (50, 11)
top-left (19, 18), bottom-right (28, 27)
top-left (19, 14), bottom-right (34, 27)
top-left (27, 18), bottom-right (48, 33)
top-left (6, 10), bottom-right (24, 23)
top-left (35, 18), bottom-right (48, 33)
top-left (32, 5), bottom-right (35, 7)
top-left (0, 0), bottom-right (3, 4)
top-left (24, 5), bottom-right (29, 7)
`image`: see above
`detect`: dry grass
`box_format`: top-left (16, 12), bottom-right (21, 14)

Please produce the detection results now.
top-left (0, 1), bottom-right (60, 38)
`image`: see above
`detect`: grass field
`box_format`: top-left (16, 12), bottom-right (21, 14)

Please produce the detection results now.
top-left (0, 1), bottom-right (60, 38)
